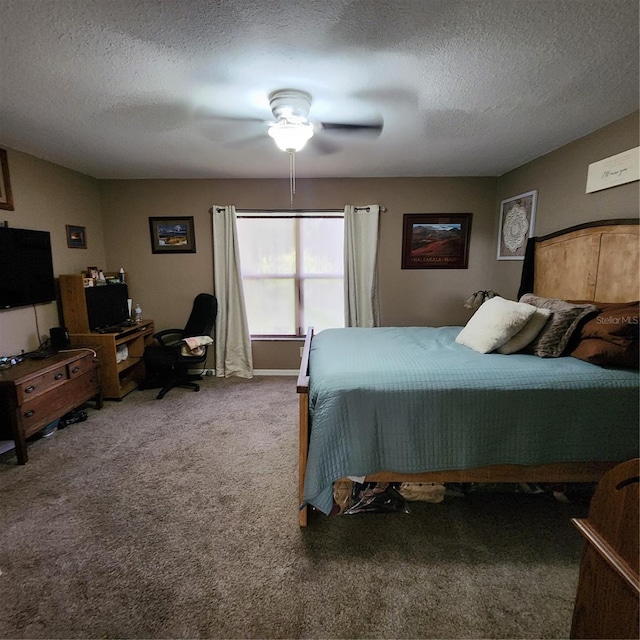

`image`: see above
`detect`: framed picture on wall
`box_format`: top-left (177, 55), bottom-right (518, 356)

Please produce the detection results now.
top-left (149, 216), bottom-right (196, 254)
top-left (66, 225), bottom-right (87, 249)
top-left (497, 190), bottom-right (537, 260)
top-left (0, 148), bottom-right (14, 211)
top-left (401, 213), bottom-right (473, 269)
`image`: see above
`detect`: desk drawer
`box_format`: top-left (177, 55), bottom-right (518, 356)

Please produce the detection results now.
top-left (20, 369), bottom-right (100, 438)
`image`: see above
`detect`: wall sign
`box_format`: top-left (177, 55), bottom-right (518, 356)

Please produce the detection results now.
top-left (586, 147), bottom-right (639, 193)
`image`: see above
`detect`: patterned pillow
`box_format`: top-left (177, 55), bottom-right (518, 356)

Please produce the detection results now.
top-left (519, 294), bottom-right (598, 357)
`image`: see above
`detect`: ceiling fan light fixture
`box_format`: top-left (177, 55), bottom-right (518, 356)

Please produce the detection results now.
top-left (268, 121), bottom-right (314, 152)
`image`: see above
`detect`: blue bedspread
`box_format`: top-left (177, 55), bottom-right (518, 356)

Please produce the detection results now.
top-left (304, 327), bottom-right (640, 514)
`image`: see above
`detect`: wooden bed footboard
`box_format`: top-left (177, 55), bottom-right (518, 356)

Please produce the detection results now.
top-left (297, 327), bottom-right (313, 527)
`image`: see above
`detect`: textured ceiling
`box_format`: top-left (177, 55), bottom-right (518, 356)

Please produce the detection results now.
top-left (0, 0), bottom-right (638, 179)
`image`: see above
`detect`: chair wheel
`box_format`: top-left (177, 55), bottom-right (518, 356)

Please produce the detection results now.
top-left (193, 384), bottom-right (200, 392)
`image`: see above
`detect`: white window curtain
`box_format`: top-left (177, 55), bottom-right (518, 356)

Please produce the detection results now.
top-left (344, 204), bottom-right (380, 327)
top-left (212, 205), bottom-right (253, 378)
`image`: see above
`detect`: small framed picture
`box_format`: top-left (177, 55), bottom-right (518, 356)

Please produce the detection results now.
top-left (66, 225), bottom-right (87, 249)
top-left (497, 190), bottom-right (537, 260)
top-left (149, 216), bottom-right (196, 254)
top-left (401, 213), bottom-right (473, 269)
top-left (87, 266), bottom-right (99, 279)
top-left (0, 148), bottom-right (14, 211)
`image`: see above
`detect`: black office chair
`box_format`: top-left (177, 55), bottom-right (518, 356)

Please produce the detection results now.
top-left (142, 293), bottom-right (218, 399)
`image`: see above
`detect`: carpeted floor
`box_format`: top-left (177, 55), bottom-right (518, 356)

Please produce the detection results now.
top-left (0, 376), bottom-right (588, 639)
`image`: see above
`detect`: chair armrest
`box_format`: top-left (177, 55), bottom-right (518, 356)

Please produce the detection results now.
top-left (152, 329), bottom-right (184, 347)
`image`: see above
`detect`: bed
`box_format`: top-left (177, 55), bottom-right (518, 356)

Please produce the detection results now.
top-left (296, 219), bottom-right (640, 526)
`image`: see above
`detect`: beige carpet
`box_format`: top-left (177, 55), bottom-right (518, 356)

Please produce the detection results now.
top-left (0, 376), bottom-right (587, 639)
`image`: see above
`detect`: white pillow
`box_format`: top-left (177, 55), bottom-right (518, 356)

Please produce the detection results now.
top-left (455, 296), bottom-right (537, 353)
top-left (497, 307), bottom-right (552, 354)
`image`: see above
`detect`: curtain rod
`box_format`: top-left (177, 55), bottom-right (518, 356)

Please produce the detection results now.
top-left (213, 206), bottom-right (387, 213)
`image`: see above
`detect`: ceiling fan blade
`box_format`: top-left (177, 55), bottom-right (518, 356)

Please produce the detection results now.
top-left (309, 136), bottom-right (342, 155)
top-left (319, 120), bottom-right (383, 136)
top-left (224, 134), bottom-right (271, 149)
top-left (194, 105), bottom-right (268, 125)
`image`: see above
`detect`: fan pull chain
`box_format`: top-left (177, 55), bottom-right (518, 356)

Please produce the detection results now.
top-left (288, 150), bottom-right (296, 206)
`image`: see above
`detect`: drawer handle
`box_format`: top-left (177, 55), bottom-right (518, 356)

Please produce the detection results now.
top-left (54, 373), bottom-right (63, 380)
top-left (24, 410), bottom-right (35, 418)
top-left (25, 385), bottom-right (35, 393)
top-left (71, 366), bottom-right (80, 374)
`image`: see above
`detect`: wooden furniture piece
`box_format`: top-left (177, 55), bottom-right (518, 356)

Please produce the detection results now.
top-left (570, 458), bottom-right (639, 639)
top-left (59, 274), bottom-right (155, 399)
top-left (297, 219), bottom-right (639, 526)
top-left (68, 323), bottom-right (155, 399)
top-left (522, 218), bottom-right (640, 303)
top-left (0, 349), bottom-right (102, 464)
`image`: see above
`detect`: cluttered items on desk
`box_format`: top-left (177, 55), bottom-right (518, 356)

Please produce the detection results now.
top-left (0, 354), bottom-right (24, 369)
top-left (83, 266), bottom-right (126, 287)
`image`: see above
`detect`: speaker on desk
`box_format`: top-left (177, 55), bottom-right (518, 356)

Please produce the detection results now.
top-left (50, 326), bottom-right (71, 350)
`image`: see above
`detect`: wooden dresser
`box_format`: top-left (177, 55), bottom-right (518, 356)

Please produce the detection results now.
top-left (0, 349), bottom-right (102, 464)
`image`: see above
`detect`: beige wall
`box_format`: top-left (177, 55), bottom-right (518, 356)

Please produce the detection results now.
top-left (2, 111), bottom-right (637, 369)
top-left (98, 176), bottom-right (498, 369)
top-left (0, 147), bottom-right (104, 356)
top-left (492, 111), bottom-right (639, 299)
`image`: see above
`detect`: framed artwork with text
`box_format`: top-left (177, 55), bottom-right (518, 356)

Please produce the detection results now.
top-left (401, 213), bottom-right (472, 269)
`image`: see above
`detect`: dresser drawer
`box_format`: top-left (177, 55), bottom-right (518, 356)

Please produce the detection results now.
top-left (16, 364), bottom-right (68, 404)
top-left (67, 355), bottom-right (98, 379)
top-left (20, 369), bottom-right (101, 439)
top-left (15, 354), bottom-right (98, 404)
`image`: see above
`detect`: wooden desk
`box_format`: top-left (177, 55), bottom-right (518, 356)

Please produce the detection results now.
top-left (0, 349), bottom-right (102, 464)
top-left (69, 321), bottom-right (155, 399)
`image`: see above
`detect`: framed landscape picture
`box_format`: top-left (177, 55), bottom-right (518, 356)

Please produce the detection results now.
top-left (149, 216), bottom-right (196, 254)
top-left (401, 213), bottom-right (472, 269)
top-left (497, 190), bottom-right (537, 260)
top-left (66, 225), bottom-right (87, 249)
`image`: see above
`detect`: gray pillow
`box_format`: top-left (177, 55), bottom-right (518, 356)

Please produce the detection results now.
top-left (519, 294), bottom-right (598, 357)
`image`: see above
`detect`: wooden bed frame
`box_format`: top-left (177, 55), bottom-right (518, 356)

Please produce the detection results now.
top-left (296, 219), bottom-right (639, 526)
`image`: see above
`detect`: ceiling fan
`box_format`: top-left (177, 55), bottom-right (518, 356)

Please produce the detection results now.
top-left (263, 89), bottom-right (384, 154)
top-left (198, 89), bottom-right (383, 155)
top-left (198, 88), bottom-right (383, 203)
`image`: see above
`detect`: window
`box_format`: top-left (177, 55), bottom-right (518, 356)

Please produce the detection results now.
top-left (236, 212), bottom-right (344, 336)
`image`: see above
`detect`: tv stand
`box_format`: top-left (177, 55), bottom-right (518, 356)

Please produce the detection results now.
top-left (59, 274), bottom-right (155, 399)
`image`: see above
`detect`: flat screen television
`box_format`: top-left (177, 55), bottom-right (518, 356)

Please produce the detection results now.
top-left (0, 227), bottom-right (57, 309)
top-left (85, 284), bottom-right (130, 331)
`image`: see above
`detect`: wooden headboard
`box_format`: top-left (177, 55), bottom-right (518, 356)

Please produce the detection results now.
top-left (520, 219), bottom-right (639, 303)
